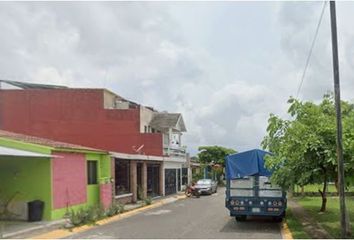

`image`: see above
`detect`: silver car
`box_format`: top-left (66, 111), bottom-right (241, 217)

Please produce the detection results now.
top-left (195, 179), bottom-right (218, 195)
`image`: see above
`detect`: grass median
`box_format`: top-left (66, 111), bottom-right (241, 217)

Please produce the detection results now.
top-left (285, 208), bottom-right (310, 239)
top-left (294, 184), bottom-right (354, 193)
top-left (295, 196), bottom-right (354, 238)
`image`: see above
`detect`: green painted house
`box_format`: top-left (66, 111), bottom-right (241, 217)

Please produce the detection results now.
top-left (0, 130), bottom-right (113, 221)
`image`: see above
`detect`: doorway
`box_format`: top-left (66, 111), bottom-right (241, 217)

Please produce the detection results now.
top-left (147, 164), bottom-right (160, 197)
top-left (165, 169), bottom-right (176, 195)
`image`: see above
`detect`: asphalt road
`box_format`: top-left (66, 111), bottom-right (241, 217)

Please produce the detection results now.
top-left (68, 188), bottom-right (282, 239)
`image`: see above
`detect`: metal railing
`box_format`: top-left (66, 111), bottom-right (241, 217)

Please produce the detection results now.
top-left (163, 145), bottom-right (186, 157)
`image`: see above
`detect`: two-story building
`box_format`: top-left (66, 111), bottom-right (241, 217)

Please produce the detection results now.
top-left (0, 80), bottom-right (188, 203)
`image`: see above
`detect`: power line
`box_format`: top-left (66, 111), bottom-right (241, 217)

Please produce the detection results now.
top-left (296, 1), bottom-right (328, 99)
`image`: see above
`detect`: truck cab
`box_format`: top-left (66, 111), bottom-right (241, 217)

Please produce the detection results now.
top-left (225, 149), bottom-right (286, 222)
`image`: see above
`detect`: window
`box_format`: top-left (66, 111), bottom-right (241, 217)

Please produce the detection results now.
top-left (144, 126), bottom-right (147, 133)
top-left (115, 159), bottom-right (130, 195)
top-left (87, 161), bottom-right (98, 185)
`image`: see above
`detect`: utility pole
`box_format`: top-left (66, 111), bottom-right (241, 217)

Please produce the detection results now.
top-left (329, 1), bottom-right (350, 238)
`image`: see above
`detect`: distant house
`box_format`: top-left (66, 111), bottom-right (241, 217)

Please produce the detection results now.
top-left (190, 157), bottom-right (201, 178)
top-left (0, 80), bottom-right (188, 203)
top-left (0, 130), bottom-right (112, 221)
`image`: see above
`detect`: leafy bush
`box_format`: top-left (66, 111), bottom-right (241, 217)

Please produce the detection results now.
top-left (137, 186), bottom-right (144, 200)
top-left (67, 202), bottom-right (126, 228)
top-left (69, 208), bottom-right (88, 226)
top-left (87, 205), bottom-right (105, 223)
top-left (106, 202), bottom-right (125, 216)
top-left (144, 197), bottom-right (152, 205)
top-left (118, 202), bottom-right (125, 213)
top-left (68, 205), bottom-right (107, 227)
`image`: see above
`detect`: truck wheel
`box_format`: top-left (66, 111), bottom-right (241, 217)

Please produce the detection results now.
top-left (273, 216), bottom-right (283, 222)
top-left (235, 215), bottom-right (247, 221)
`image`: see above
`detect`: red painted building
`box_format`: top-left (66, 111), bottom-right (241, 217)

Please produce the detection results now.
top-left (0, 80), bottom-right (188, 203)
top-left (0, 87), bottom-right (163, 156)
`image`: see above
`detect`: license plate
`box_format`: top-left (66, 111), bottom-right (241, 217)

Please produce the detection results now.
top-left (252, 207), bottom-right (261, 213)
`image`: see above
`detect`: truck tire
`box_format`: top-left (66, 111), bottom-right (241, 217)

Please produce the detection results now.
top-left (273, 216), bottom-right (283, 222)
top-left (235, 215), bottom-right (247, 221)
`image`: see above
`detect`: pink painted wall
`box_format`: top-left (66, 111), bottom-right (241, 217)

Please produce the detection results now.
top-left (100, 183), bottom-right (113, 209)
top-left (52, 152), bottom-right (87, 209)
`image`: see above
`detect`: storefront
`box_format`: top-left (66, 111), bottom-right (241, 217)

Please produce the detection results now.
top-left (113, 153), bottom-right (164, 203)
top-left (112, 153), bottom-right (188, 200)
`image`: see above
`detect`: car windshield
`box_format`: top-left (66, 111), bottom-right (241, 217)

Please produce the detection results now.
top-left (197, 179), bottom-right (212, 184)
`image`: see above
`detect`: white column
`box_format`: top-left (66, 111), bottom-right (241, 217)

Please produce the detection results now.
top-left (168, 128), bottom-right (172, 156)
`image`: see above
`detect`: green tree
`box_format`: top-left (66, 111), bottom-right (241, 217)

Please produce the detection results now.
top-left (197, 146), bottom-right (237, 166)
top-left (262, 94), bottom-right (354, 212)
top-left (197, 146), bottom-right (236, 182)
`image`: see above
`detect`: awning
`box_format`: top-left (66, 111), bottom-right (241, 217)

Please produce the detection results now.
top-left (225, 149), bottom-right (272, 179)
top-left (110, 151), bottom-right (186, 163)
top-left (0, 146), bottom-right (52, 158)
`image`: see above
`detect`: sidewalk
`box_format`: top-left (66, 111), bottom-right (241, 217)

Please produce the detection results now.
top-left (288, 200), bottom-right (333, 239)
top-left (0, 219), bottom-right (66, 239)
top-left (1, 192), bottom-right (185, 239)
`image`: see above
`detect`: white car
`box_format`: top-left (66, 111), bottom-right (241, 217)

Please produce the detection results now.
top-left (195, 179), bottom-right (218, 195)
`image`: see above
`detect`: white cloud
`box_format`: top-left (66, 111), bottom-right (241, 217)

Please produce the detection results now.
top-left (1, 2), bottom-right (354, 155)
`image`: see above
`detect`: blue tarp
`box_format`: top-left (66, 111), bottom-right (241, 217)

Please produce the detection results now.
top-left (225, 149), bottom-right (272, 179)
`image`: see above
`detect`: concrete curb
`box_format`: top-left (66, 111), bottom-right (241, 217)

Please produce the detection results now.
top-left (1, 220), bottom-right (65, 239)
top-left (281, 222), bottom-right (293, 239)
top-left (29, 194), bottom-right (187, 239)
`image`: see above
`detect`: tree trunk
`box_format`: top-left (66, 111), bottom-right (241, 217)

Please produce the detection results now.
top-left (334, 177), bottom-right (339, 194)
top-left (301, 186), bottom-right (305, 197)
top-left (319, 173), bottom-right (328, 212)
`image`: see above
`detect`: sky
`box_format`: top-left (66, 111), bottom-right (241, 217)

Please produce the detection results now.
top-left (1, 1), bottom-right (354, 155)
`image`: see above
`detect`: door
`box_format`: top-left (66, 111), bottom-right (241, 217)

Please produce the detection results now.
top-left (177, 168), bottom-right (181, 191)
top-left (137, 163), bottom-right (143, 200)
top-left (165, 169), bottom-right (176, 195)
top-left (147, 164), bottom-right (160, 197)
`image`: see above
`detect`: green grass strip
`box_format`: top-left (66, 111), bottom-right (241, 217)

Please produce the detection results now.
top-left (285, 208), bottom-right (311, 239)
top-left (297, 196), bottom-right (354, 238)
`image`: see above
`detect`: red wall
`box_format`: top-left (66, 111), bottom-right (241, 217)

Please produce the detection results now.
top-left (0, 89), bottom-right (163, 156)
top-left (52, 152), bottom-right (87, 209)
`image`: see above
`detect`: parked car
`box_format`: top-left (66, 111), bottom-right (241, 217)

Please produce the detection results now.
top-left (195, 179), bottom-right (218, 195)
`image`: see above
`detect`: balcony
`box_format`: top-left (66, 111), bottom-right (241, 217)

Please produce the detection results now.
top-left (163, 145), bottom-right (186, 158)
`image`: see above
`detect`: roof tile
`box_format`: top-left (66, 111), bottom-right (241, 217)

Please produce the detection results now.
top-left (0, 130), bottom-right (106, 153)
